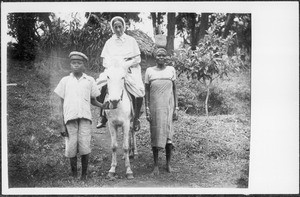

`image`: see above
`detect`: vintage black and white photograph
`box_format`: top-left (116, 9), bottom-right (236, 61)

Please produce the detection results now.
top-left (1, 2), bottom-right (298, 195)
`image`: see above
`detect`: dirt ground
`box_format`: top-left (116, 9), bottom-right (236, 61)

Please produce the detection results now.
top-left (82, 114), bottom-right (246, 188)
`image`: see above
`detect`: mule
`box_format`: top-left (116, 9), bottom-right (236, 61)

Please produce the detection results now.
top-left (104, 58), bottom-right (138, 179)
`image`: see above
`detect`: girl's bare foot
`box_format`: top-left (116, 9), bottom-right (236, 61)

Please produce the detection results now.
top-left (151, 166), bottom-right (159, 176)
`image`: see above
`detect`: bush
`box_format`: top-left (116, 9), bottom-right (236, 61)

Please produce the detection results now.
top-left (176, 73), bottom-right (205, 114)
top-left (176, 70), bottom-right (250, 116)
top-left (168, 21), bottom-right (250, 116)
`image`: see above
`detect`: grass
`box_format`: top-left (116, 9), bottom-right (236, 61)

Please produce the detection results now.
top-left (6, 58), bottom-right (250, 188)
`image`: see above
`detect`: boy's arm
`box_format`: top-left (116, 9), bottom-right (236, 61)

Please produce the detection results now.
top-left (91, 97), bottom-right (109, 109)
top-left (58, 98), bottom-right (68, 137)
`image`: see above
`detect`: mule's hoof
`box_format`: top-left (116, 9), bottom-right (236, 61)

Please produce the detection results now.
top-left (126, 173), bottom-right (134, 179)
top-left (107, 172), bottom-right (115, 180)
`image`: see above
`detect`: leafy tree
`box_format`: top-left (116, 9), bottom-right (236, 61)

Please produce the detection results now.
top-left (176, 13), bottom-right (211, 50)
top-left (222, 14), bottom-right (235, 39)
top-left (40, 12), bottom-right (151, 71)
top-left (150, 12), bottom-right (176, 54)
top-left (166, 12), bottom-right (176, 53)
top-left (176, 12), bottom-right (251, 54)
top-left (86, 12), bottom-right (141, 28)
top-left (150, 12), bottom-right (166, 35)
top-left (40, 13), bottom-right (112, 71)
top-left (232, 14), bottom-right (251, 53)
top-left (169, 20), bottom-right (242, 116)
top-left (210, 13), bottom-right (251, 53)
top-left (7, 13), bottom-right (52, 61)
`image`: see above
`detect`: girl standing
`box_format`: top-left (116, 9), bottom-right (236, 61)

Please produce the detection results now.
top-left (145, 48), bottom-right (178, 175)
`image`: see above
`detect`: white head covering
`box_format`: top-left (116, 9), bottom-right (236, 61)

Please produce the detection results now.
top-left (110, 16), bottom-right (126, 34)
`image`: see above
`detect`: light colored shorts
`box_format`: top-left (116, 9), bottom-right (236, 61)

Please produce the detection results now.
top-left (65, 118), bottom-right (92, 158)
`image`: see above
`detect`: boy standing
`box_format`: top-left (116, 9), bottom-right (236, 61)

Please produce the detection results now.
top-left (54, 51), bottom-right (106, 180)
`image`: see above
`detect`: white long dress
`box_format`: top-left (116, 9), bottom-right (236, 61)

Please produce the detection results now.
top-left (100, 33), bottom-right (145, 97)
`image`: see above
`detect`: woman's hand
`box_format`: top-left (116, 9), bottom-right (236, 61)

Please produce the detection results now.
top-left (146, 107), bottom-right (151, 122)
top-left (173, 108), bottom-right (178, 121)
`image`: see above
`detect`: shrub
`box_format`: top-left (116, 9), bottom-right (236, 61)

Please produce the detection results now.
top-left (168, 23), bottom-right (250, 116)
top-left (176, 70), bottom-right (250, 116)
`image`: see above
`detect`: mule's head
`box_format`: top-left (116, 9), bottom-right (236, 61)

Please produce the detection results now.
top-left (106, 58), bottom-right (129, 109)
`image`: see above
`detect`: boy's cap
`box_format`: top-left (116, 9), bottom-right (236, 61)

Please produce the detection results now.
top-left (69, 51), bottom-right (88, 61)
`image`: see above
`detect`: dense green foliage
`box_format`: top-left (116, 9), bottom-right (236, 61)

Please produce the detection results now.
top-left (168, 16), bottom-right (250, 116)
top-left (176, 13), bottom-right (251, 52)
top-left (7, 13), bottom-right (52, 60)
top-left (40, 16), bottom-right (112, 71)
top-left (7, 12), bottom-right (251, 115)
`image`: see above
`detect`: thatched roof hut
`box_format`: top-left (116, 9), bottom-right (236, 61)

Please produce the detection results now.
top-left (126, 29), bottom-right (156, 58)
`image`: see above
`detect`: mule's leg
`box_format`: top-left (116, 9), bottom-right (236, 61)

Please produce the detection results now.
top-left (108, 123), bottom-right (118, 178)
top-left (132, 130), bottom-right (138, 156)
top-left (128, 129), bottom-right (133, 158)
top-left (129, 129), bottom-right (138, 158)
top-left (128, 128), bottom-right (135, 159)
top-left (123, 122), bottom-right (134, 179)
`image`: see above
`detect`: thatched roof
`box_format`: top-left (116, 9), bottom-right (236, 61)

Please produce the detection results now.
top-left (126, 29), bottom-right (156, 57)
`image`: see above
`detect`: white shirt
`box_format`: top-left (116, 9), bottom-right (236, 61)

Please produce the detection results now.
top-left (54, 73), bottom-right (100, 123)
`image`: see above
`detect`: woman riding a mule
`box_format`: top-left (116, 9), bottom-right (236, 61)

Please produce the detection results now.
top-left (97, 16), bottom-right (144, 131)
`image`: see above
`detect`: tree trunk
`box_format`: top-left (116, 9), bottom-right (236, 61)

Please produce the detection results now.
top-left (198, 13), bottom-right (210, 41)
top-left (222, 13), bottom-right (235, 39)
top-left (205, 86), bottom-right (210, 116)
top-left (166, 12), bottom-right (176, 53)
top-left (151, 12), bottom-right (157, 35)
top-left (204, 79), bottom-right (212, 116)
top-left (189, 13), bottom-right (197, 50)
top-left (157, 12), bottom-right (163, 34)
top-left (151, 12), bottom-right (164, 35)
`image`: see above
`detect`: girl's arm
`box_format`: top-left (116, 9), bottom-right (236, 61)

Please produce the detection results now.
top-left (145, 83), bottom-right (150, 109)
top-left (145, 83), bottom-right (151, 121)
top-left (172, 81), bottom-right (178, 109)
top-left (172, 81), bottom-right (179, 120)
